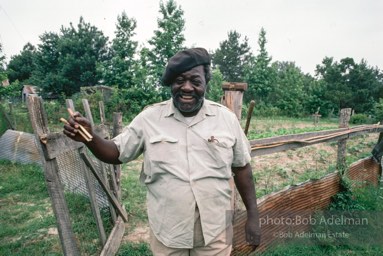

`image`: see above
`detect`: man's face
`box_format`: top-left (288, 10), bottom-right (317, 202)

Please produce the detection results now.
top-left (171, 65), bottom-right (206, 117)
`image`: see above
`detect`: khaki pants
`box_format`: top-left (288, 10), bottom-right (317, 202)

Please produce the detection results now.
top-left (150, 208), bottom-right (233, 256)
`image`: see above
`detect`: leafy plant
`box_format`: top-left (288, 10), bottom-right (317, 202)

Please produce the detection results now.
top-left (372, 98), bottom-right (383, 122)
top-left (350, 113), bottom-right (373, 124)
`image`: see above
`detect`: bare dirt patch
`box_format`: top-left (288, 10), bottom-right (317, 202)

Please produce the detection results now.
top-left (124, 222), bottom-right (150, 243)
top-left (252, 133), bottom-right (378, 196)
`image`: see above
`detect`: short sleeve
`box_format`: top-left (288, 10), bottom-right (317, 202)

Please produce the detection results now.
top-left (231, 118), bottom-right (251, 167)
top-left (112, 116), bottom-right (144, 163)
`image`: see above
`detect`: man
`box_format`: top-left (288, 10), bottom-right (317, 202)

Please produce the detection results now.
top-left (63, 47), bottom-right (260, 255)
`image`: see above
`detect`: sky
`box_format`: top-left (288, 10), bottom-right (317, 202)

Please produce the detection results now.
top-left (0, 0), bottom-right (382, 75)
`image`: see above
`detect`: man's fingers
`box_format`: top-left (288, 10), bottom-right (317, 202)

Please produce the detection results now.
top-left (63, 128), bottom-right (76, 138)
top-left (246, 233), bottom-right (260, 251)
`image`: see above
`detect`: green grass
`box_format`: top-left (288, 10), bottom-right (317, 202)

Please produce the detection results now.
top-left (243, 116), bottom-right (339, 140)
top-left (247, 125), bottom-right (339, 140)
top-left (64, 193), bottom-right (114, 255)
top-left (0, 160), bottom-right (61, 255)
top-left (0, 160), bottom-right (117, 255)
top-left (118, 158), bottom-right (152, 253)
top-left (117, 243), bottom-right (152, 256)
top-left (121, 158), bottom-right (148, 225)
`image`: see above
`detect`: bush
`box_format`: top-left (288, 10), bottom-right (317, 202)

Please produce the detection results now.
top-left (106, 86), bottom-right (161, 122)
top-left (350, 113), bottom-right (373, 124)
top-left (372, 98), bottom-right (383, 122)
top-left (253, 101), bottom-right (282, 117)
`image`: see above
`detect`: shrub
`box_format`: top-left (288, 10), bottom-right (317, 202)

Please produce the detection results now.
top-left (350, 113), bottom-right (373, 124)
top-left (372, 98), bottom-right (383, 123)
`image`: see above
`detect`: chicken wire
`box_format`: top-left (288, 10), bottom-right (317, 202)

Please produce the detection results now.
top-left (55, 148), bottom-right (110, 208)
top-left (0, 130), bottom-right (41, 164)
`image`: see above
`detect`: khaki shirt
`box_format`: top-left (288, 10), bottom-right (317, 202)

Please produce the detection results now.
top-left (113, 99), bottom-right (251, 248)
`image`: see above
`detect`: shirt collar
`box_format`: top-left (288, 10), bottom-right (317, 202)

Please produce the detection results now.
top-left (164, 99), bottom-right (216, 124)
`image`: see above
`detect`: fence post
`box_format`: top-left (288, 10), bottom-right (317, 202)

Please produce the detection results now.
top-left (221, 82), bottom-right (248, 120)
top-left (337, 108), bottom-right (352, 171)
top-left (8, 102), bottom-right (16, 129)
top-left (82, 99), bottom-right (95, 127)
top-left (82, 99), bottom-right (118, 222)
top-left (244, 100), bottom-right (256, 136)
top-left (27, 96), bottom-right (80, 256)
top-left (99, 101), bottom-right (106, 125)
top-left (65, 99), bottom-right (75, 112)
top-left (221, 82), bottom-right (248, 214)
top-left (113, 112), bottom-right (123, 200)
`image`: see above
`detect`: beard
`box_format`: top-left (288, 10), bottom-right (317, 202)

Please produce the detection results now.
top-left (171, 92), bottom-right (205, 114)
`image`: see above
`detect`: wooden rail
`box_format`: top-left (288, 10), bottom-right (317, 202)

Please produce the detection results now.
top-left (249, 124), bottom-right (383, 156)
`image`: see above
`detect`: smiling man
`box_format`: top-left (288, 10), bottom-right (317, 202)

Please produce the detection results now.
top-left (63, 47), bottom-right (260, 255)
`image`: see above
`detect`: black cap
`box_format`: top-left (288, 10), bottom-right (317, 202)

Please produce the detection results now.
top-left (162, 47), bottom-right (211, 86)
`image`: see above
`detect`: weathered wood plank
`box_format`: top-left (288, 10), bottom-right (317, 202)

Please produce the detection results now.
top-left (27, 95), bottom-right (80, 255)
top-left (100, 216), bottom-right (125, 256)
top-left (65, 99), bottom-right (75, 112)
top-left (45, 160), bottom-right (81, 255)
top-left (250, 125), bottom-right (383, 157)
top-left (80, 148), bottom-right (128, 222)
top-left (27, 96), bottom-right (49, 137)
top-left (39, 132), bottom-right (83, 160)
top-left (244, 100), bottom-right (255, 135)
top-left (112, 112), bottom-right (123, 200)
top-left (337, 108), bottom-right (352, 170)
top-left (99, 101), bottom-right (106, 125)
top-left (101, 162), bottom-right (117, 223)
top-left (82, 99), bottom-right (95, 127)
top-left (82, 161), bottom-right (107, 246)
top-left (222, 90), bottom-right (244, 120)
top-left (222, 82), bottom-right (248, 91)
top-left (250, 127), bottom-right (349, 146)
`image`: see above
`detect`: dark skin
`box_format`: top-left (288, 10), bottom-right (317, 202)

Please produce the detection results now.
top-left (63, 117), bottom-right (121, 164)
top-left (63, 65), bottom-right (261, 250)
top-left (171, 65), bottom-right (206, 117)
top-left (233, 164), bottom-right (261, 249)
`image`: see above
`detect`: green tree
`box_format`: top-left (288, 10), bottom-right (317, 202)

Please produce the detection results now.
top-left (30, 32), bottom-right (61, 96)
top-left (31, 17), bottom-right (109, 97)
top-left (315, 57), bottom-right (353, 110)
top-left (245, 28), bottom-right (276, 103)
top-left (300, 75), bottom-right (334, 117)
top-left (315, 57), bottom-right (383, 114)
top-left (0, 80), bottom-right (22, 100)
top-left (206, 68), bottom-right (224, 103)
top-left (147, 0), bottom-right (186, 99)
top-left (6, 43), bottom-right (37, 84)
top-left (0, 43), bottom-right (7, 82)
top-left (270, 61), bottom-right (307, 116)
top-left (212, 30), bottom-right (252, 82)
top-left (100, 12), bottom-right (138, 88)
top-left (373, 98), bottom-right (383, 122)
top-left (347, 59), bottom-right (383, 113)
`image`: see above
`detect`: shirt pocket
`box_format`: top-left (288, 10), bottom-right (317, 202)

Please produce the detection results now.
top-left (205, 135), bottom-right (235, 168)
top-left (144, 135), bottom-right (179, 177)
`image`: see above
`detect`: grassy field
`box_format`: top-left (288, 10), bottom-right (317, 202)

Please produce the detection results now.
top-left (0, 115), bottom-right (381, 255)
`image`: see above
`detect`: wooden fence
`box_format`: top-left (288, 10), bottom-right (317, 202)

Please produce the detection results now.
top-left (220, 87), bottom-right (383, 254)
top-left (232, 157), bottom-right (381, 255)
top-left (230, 108), bottom-right (383, 255)
top-left (27, 95), bottom-right (126, 256)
